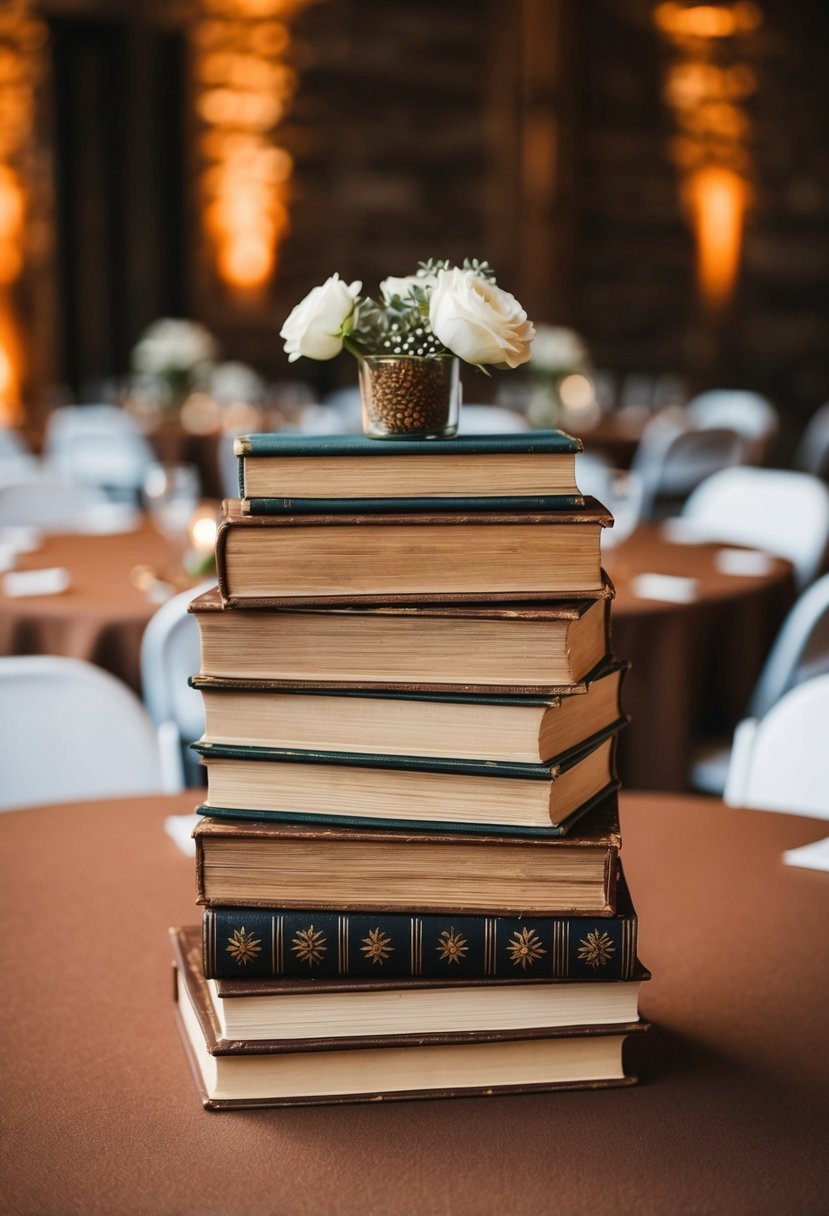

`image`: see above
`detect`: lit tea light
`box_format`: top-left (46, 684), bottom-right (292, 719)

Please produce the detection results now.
top-left (188, 502), bottom-right (220, 556)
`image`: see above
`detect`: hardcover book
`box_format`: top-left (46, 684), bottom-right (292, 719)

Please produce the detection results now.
top-left (192, 724), bottom-right (624, 835)
top-left (234, 430), bottom-right (584, 513)
top-left (202, 867), bottom-right (642, 982)
top-left (189, 586), bottom-right (612, 691)
top-left (192, 660), bottom-right (627, 764)
top-left (172, 927), bottom-right (647, 1108)
top-left (175, 923), bottom-right (648, 1041)
top-left (193, 795), bottom-right (621, 915)
top-left (215, 499), bottom-right (612, 605)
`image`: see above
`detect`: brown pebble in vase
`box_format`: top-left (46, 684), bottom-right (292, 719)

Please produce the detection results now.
top-left (360, 357), bottom-right (458, 438)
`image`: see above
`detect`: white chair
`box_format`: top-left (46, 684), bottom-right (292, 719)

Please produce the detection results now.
top-left (0, 656), bottom-right (168, 811)
top-left (724, 674), bottom-right (829, 819)
top-left (44, 405), bottom-right (156, 502)
top-left (794, 401), bottom-right (829, 479)
top-left (141, 582), bottom-right (211, 790)
top-left (691, 572), bottom-right (829, 793)
top-left (459, 406), bottom-right (530, 434)
top-left (0, 478), bottom-right (108, 530)
top-left (0, 427), bottom-right (41, 486)
top-left (681, 467), bottom-right (829, 588)
top-left (686, 390), bottom-right (779, 464)
top-left (632, 414), bottom-right (750, 518)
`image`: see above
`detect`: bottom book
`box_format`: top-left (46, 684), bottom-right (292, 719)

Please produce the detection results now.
top-left (171, 927), bottom-right (648, 1109)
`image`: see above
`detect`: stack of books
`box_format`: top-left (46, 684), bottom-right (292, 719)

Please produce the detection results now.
top-left (171, 431), bottom-right (649, 1109)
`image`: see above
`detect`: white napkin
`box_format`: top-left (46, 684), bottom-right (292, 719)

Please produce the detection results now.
top-left (0, 525), bottom-right (43, 554)
top-left (630, 572), bottom-right (700, 603)
top-left (0, 545), bottom-right (16, 573)
top-left (164, 813), bottom-right (199, 857)
top-left (782, 836), bottom-right (829, 873)
top-left (714, 547), bottom-right (776, 577)
top-left (3, 567), bottom-right (71, 597)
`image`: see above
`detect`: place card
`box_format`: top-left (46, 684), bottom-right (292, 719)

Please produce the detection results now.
top-left (2, 567), bottom-right (71, 598)
top-left (783, 836), bottom-right (829, 873)
top-left (164, 813), bottom-right (199, 857)
top-left (714, 547), bottom-right (776, 577)
top-left (630, 572), bottom-right (700, 603)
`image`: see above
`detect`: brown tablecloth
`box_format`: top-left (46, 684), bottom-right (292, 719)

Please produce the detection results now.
top-left (607, 527), bottom-right (795, 790)
top-left (1, 790), bottom-right (827, 1216)
top-left (0, 519), bottom-right (181, 693)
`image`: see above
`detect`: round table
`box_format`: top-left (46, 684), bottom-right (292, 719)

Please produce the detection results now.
top-left (1, 789), bottom-right (827, 1216)
top-left (0, 518), bottom-right (183, 693)
top-left (606, 525), bottom-right (795, 791)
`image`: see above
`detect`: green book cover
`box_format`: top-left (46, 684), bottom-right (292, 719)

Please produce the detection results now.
top-left (235, 430), bottom-right (583, 459)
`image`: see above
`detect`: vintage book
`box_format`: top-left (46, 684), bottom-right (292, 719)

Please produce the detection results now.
top-left (192, 660), bottom-right (626, 764)
top-left (215, 499), bottom-right (611, 605)
top-left (172, 927), bottom-right (646, 1108)
top-left (192, 725), bottom-right (623, 836)
top-left (189, 587), bottom-right (612, 692)
top-left (202, 867), bottom-right (641, 983)
top-left (194, 795), bottom-right (621, 915)
top-left (234, 430), bottom-right (583, 513)
top-left (175, 925), bottom-right (648, 1041)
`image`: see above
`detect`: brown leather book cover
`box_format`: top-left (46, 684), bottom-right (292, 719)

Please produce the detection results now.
top-left (214, 499), bottom-right (613, 606)
top-left (170, 927), bottom-right (647, 1109)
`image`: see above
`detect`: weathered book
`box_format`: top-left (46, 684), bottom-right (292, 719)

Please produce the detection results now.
top-left (202, 867), bottom-right (642, 983)
top-left (215, 499), bottom-right (612, 605)
top-left (194, 795), bottom-right (621, 916)
top-left (192, 723), bottom-right (624, 836)
top-left (172, 927), bottom-right (647, 1108)
top-left (179, 918), bottom-right (648, 1039)
top-left (189, 586), bottom-right (612, 692)
top-left (234, 430), bottom-right (584, 513)
top-left (192, 660), bottom-right (627, 764)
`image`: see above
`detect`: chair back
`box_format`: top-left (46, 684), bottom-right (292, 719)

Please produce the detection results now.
top-left (0, 656), bottom-right (166, 811)
top-left (686, 390), bottom-right (779, 462)
top-left (0, 478), bottom-right (107, 530)
top-left (44, 405), bottom-right (155, 499)
top-left (141, 582), bottom-right (211, 789)
top-left (633, 416), bottom-right (750, 517)
top-left (794, 401), bottom-right (829, 479)
top-left (459, 406), bottom-right (531, 435)
top-left (724, 674), bottom-right (829, 818)
top-left (682, 467), bottom-right (829, 588)
top-left (749, 573), bottom-right (829, 717)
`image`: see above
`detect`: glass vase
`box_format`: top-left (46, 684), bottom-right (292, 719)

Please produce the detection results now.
top-left (358, 355), bottom-right (460, 440)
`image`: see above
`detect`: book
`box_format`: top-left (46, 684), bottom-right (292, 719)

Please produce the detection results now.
top-left (172, 927), bottom-right (646, 1108)
top-left (215, 500), bottom-right (611, 605)
top-left (202, 867), bottom-right (642, 982)
top-left (189, 587), bottom-right (612, 692)
top-left (194, 795), bottom-right (621, 915)
top-left (175, 924), bottom-right (647, 1041)
top-left (192, 725), bottom-right (623, 835)
top-left (192, 660), bottom-right (626, 764)
top-left (234, 430), bottom-right (583, 512)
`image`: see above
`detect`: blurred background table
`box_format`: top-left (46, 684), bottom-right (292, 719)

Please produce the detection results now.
top-left (1, 789), bottom-right (826, 1216)
top-left (0, 519), bottom-right (180, 694)
top-left (608, 526), bottom-right (796, 790)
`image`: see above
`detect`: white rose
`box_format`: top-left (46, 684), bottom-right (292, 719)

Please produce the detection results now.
top-left (280, 274), bottom-right (361, 362)
top-left (380, 273), bottom-right (437, 303)
top-left (428, 268), bottom-right (535, 369)
top-left (530, 325), bottom-right (588, 374)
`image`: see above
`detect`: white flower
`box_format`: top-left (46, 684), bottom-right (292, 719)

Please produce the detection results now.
top-left (207, 361), bottom-right (265, 405)
top-left (428, 267), bottom-right (535, 369)
top-left (530, 325), bottom-right (589, 374)
top-left (131, 318), bottom-right (218, 374)
top-left (379, 272), bottom-right (437, 303)
top-left (280, 274), bottom-right (361, 363)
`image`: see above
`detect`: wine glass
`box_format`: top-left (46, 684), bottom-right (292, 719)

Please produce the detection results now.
top-left (143, 463), bottom-right (200, 576)
top-left (599, 469), bottom-right (644, 552)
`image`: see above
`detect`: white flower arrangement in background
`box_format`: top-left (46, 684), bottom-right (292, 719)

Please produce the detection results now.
top-left (280, 259), bottom-right (535, 373)
top-left (130, 318), bottom-right (219, 408)
top-left (529, 325), bottom-right (590, 377)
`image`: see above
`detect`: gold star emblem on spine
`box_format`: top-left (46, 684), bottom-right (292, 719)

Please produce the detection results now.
top-left (360, 927), bottom-right (394, 965)
top-left (291, 924), bottom-right (327, 967)
top-left (436, 927), bottom-right (469, 965)
top-left (225, 926), bottom-right (262, 967)
top-left (506, 927), bottom-right (546, 970)
top-left (577, 929), bottom-right (616, 969)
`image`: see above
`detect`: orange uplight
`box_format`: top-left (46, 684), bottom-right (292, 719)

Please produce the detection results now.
top-left (687, 165), bottom-right (747, 309)
top-left (0, 299), bottom-right (23, 425)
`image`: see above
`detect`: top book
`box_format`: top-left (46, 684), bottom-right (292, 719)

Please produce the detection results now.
top-left (234, 430), bottom-right (583, 513)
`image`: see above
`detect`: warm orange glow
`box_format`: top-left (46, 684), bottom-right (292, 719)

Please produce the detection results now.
top-left (655, 2), bottom-right (762, 39)
top-left (687, 165), bottom-right (747, 309)
top-left (192, 1), bottom-right (314, 295)
top-left (0, 299), bottom-right (23, 424)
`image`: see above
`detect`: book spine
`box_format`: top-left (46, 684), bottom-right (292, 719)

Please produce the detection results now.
top-left (242, 495), bottom-right (586, 515)
top-left (203, 905), bottom-right (638, 982)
